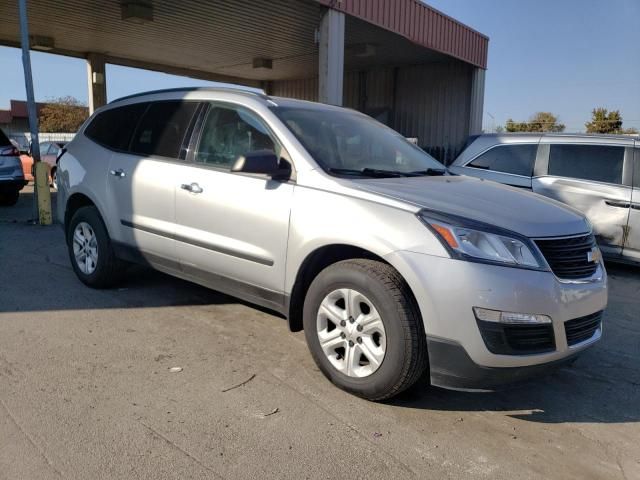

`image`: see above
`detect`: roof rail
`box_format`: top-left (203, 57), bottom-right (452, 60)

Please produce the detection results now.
top-left (109, 86), bottom-right (269, 104)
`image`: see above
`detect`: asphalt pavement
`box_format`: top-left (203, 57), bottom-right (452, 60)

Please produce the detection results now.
top-left (1, 187), bottom-right (639, 479)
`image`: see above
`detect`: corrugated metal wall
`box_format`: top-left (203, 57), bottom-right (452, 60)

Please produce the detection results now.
top-left (271, 61), bottom-right (473, 163)
top-left (316, 0), bottom-right (489, 69)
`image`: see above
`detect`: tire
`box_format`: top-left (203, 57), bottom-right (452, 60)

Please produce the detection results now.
top-left (51, 168), bottom-right (57, 190)
top-left (0, 189), bottom-right (19, 206)
top-left (303, 259), bottom-right (428, 401)
top-left (66, 206), bottom-right (122, 288)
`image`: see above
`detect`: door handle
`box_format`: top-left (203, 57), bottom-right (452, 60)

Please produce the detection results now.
top-left (109, 169), bottom-right (126, 178)
top-left (605, 200), bottom-right (630, 209)
top-left (181, 182), bottom-right (203, 194)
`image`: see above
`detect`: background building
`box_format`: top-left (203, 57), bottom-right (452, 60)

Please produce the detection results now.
top-left (0, 0), bottom-right (489, 163)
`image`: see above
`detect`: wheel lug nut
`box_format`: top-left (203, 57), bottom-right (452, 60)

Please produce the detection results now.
top-left (357, 337), bottom-right (362, 344)
top-left (340, 333), bottom-right (346, 339)
top-left (349, 317), bottom-right (355, 324)
top-left (340, 320), bottom-right (346, 327)
top-left (356, 325), bottom-right (363, 332)
top-left (348, 340), bottom-right (354, 347)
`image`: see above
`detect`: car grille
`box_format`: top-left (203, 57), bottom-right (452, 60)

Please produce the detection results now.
top-left (534, 234), bottom-right (598, 280)
top-left (565, 311), bottom-right (602, 346)
top-left (476, 319), bottom-right (556, 355)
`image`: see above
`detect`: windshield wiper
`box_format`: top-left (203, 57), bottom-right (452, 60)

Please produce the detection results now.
top-left (327, 167), bottom-right (447, 178)
top-left (327, 167), bottom-right (404, 178)
top-left (408, 168), bottom-right (448, 176)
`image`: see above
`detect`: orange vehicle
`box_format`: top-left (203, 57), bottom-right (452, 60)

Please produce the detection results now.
top-left (18, 141), bottom-right (65, 187)
top-left (20, 151), bottom-right (33, 181)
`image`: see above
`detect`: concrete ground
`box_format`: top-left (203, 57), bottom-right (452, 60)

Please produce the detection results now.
top-left (1, 187), bottom-right (639, 480)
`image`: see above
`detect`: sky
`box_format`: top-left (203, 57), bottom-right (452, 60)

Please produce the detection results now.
top-left (1, 0), bottom-right (639, 133)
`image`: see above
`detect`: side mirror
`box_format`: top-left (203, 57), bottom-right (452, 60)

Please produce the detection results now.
top-left (231, 150), bottom-right (291, 179)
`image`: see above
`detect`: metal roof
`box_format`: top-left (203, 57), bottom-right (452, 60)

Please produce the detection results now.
top-left (0, 0), bottom-right (488, 86)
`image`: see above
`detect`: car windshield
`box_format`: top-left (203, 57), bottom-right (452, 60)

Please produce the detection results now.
top-left (270, 106), bottom-right (445, 177)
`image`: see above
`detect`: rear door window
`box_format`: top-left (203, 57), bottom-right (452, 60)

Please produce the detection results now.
top-left (468, 144), bottom-right (537, 176)
top-left (548, 144), bottom-right (624, 185)
top-left (130, 101), bottom-right (199, 159)
top-left (85, 102), bottom-right (149, 151)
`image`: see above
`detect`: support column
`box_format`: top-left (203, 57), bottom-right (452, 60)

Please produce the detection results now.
top-left (318, 9), bottom-right (345, 105)
top-left (469, 67), bottom-right (486, 135)
top-left (18, 0), bottom-right (51, 225)
top-left (87, 53), bottom-right (107, 114)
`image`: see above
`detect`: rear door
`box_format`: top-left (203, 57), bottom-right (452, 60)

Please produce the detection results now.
top-left (533, 142), bottom-right (632, 257)
top-left (104, 100), bottom-right (200, 266)
top-left (623, 145), bottom-right (640, 262)
top-left (454, 143), bottom-right (538, 188)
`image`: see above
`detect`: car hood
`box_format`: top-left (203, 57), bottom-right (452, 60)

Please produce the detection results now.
top-left (351, 175), bottom-right (590, 238)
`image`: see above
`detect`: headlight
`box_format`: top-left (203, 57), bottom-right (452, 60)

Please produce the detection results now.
top-left (419, 210), bottom-right (546, 270)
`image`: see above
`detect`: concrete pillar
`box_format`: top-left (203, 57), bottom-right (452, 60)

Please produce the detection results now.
top-left (318, 9), bottom-right (345, 105)
top-left (86, 53), bottom-right (107, 114)
top-left (469, 67), bottom-right (486, 135)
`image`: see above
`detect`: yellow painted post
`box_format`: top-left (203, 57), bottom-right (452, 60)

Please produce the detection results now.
top-left (34, 162), bottom-right (52, 225)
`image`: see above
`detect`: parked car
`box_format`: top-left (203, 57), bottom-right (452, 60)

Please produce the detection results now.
top-left (449, 133), bottom-right (640, 265)
top-left (19, 141), bottom-right (66, 188)
top-left (40, 141), bottom-right (66, 189)
top-left (0, 129), bottom-right (27, 206)
top-left (57, 88), bottom-right (607, 400)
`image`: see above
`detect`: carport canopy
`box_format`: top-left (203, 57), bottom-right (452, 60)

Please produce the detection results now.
top-left (1, 0), bottom-right (488, 116)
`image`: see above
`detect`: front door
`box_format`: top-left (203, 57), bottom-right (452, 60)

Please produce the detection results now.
top-left (175, 103), bottom-right (293, 310)
top-left (533, 142), bottom-right (632, 257)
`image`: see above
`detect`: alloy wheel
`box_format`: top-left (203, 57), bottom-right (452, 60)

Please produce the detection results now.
top-left (72, 221), bottom-right (98, 274)
top-left (316, 288), bottom-right (387, 378)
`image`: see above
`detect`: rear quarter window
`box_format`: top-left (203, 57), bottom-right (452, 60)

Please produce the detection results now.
top-left (468, 144), bottom-right (537, 176)
top-left (84, 102), bottom-right (149, 151)
top-left (548, 144), bottom-right (624, 185)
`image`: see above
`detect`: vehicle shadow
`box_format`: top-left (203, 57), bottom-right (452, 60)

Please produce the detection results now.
top-left (0, 191), bottom-right (283, 317)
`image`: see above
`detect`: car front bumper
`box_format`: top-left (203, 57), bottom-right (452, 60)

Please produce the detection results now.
top-left (385, 251), bottom-right (607, 390)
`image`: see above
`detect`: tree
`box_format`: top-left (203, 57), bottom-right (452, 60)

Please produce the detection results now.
top-left (505, 112), bottom-right (565, 133)
top-left (39, 96), bottom-right (89, 133)
top-left (585, 107), bottom-right (637, 134)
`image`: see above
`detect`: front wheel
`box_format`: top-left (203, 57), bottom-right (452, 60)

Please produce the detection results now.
top-left (303, 259), bottom-right (428, 401)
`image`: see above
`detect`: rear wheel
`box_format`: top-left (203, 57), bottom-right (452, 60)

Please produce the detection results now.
top-left (0, 189), bottom-right (19, 206)
top-left (67, 206), bottom-right (123, 288)
top-left (303, 259), bottom-right (428, 401)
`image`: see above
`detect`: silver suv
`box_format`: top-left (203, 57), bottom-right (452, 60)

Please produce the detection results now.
top-left (0, 128), bottom-right (27, 206)
top-left (57, 88), bottom-right (607, 400)
top-left (450, 133), bottom-right (640, 265)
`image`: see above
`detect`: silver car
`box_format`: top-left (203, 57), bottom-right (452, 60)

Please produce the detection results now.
top-left (450, 133), bottom-right (640, 265)
top-left (56, 88), bottom-right (607, 400)
top-left (0, 128), bottom-right (27, 206)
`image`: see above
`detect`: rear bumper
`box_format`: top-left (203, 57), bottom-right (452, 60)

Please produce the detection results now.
top-left (427, 336), bottom-right (582, 391)
top-left (0, 178), bottom-right (27, 191)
